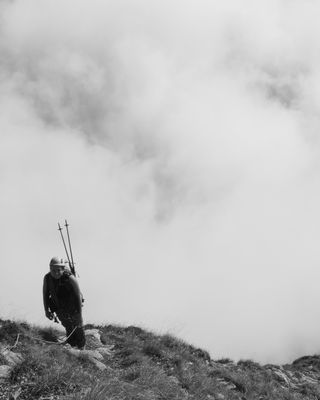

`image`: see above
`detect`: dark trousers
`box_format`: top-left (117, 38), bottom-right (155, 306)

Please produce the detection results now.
top-left (56, 310), bottom-right (86, 349)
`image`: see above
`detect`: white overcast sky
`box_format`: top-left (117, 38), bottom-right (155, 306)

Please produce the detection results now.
top-left (1, 0), bottom-right (320, 364)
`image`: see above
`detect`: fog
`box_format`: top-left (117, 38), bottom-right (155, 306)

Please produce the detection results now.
top-left (1, 0), bottom-right (320, 363)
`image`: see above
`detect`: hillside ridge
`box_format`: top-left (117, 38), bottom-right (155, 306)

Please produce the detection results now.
top-left (0, 318), bottom-right (320, 399)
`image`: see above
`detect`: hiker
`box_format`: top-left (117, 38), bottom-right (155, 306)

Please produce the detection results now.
top-left (43, 257), bottom-right (86, 349)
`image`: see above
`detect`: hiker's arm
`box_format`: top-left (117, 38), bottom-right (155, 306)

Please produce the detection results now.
top-left (43, 276), bottom-right (53, 320)
top-left (69, 276), bottom-right (83, 313)
top-left (43, 276), bottom-right (49, 311)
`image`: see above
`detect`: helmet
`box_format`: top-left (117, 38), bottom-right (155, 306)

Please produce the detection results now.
top-left (49, 257), bottom-right (65, 267)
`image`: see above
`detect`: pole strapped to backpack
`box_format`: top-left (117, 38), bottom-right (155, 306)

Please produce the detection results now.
top-left (58, 220), bottom-right (76, 276)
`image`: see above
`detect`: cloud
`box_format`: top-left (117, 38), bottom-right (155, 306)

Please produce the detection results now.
top-left (1, 0), bottom-right (320, 363)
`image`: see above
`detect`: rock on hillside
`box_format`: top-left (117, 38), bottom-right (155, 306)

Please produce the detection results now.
top-left (1, 318), bottom-right (320, 399)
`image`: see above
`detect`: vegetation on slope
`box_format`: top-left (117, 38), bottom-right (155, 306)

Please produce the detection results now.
top-left (0, 318), bottom-right (320, 399)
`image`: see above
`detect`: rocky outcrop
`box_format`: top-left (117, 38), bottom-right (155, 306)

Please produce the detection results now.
top-left (265, 359), bottom-right (320, 394)
top-left (0, 346), bottom-right (23, 366)
top-left (65, 329), bottom-right (114, 371)
top-left (0, 345), bottom-right (23, 382)
top-left (0, 364), bottom-right (12, 380)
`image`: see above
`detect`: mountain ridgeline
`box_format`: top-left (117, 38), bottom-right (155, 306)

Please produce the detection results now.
top-left (0, 318), bottom-right (320, 399)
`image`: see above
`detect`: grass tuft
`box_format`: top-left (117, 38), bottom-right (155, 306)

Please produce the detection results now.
top-left (38, 327), bottom-right (60, 343)
top-left (142, 342), bottom-right (163, 359)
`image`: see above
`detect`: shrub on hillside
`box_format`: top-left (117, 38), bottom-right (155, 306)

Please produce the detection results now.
top-left (38, 327), bottom-right (60, 343)
top-left (237, 359), bottom-right (262, 370)
top-left (160, 334), bottom-right (179, 349)
top-left (142, 342), bottom-right (163, 360)
top-left (0, 319), bottom-right (30, 343)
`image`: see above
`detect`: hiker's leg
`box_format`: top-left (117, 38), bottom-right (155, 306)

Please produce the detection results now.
top-left (56, 311), bottom-right (75, 345)
top-left (72, 312), bottom-right (86, 349)
top-left (56, 310), bottom-right (85, 348)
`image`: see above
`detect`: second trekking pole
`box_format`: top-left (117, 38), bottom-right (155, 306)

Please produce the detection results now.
top-left (65, 220), bottom-right (76, 276)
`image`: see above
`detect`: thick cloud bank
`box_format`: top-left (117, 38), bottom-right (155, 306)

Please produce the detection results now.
top-left (1, 0), bottom-right (320, 363)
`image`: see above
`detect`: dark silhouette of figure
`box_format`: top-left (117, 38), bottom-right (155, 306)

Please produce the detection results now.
top-left (43, 257), bottom-right (85, 349)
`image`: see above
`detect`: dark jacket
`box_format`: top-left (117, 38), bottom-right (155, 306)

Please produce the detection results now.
top-left (43, 271), bottom-right (82, 314)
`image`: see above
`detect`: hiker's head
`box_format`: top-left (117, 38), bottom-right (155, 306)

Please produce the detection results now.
top-left (49, 257), bottom-right (65, 279)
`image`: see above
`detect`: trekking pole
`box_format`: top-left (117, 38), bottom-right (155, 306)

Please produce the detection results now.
top-left (64, 219), bottom-right (76, 276)
top-left (58, 222), bottom-right (72, 269)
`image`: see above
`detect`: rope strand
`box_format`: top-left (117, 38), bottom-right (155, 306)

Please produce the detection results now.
top-left (17, 326), bottom-right (80, 346)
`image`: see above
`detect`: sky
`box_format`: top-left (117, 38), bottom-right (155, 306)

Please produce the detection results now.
top-left (1, 0), bottom-right (320, 364)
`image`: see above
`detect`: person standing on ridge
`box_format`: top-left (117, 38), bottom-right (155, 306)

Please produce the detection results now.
top-left (43, 256), bottom-right (86, 349)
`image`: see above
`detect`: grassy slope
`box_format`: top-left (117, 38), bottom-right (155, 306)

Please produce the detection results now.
top-left (0, 319), bottom-right (320, 400)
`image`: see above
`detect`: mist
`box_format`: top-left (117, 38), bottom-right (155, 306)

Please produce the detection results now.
top-left (1, 0), bottom-right (320, 364)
